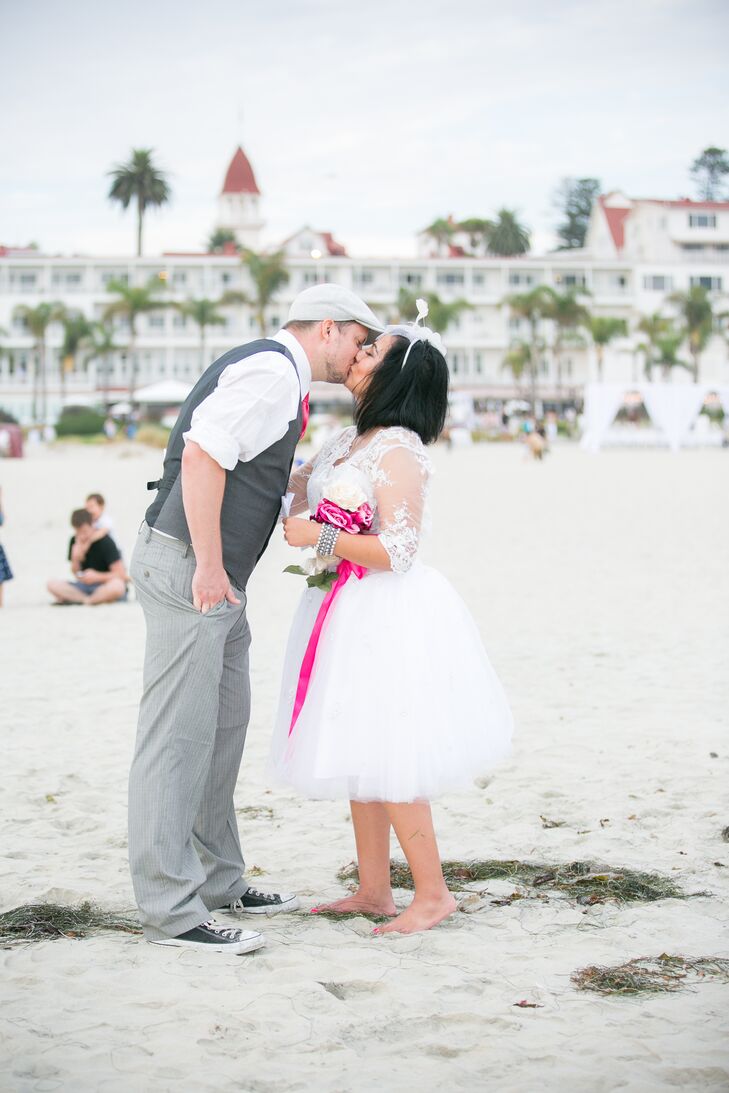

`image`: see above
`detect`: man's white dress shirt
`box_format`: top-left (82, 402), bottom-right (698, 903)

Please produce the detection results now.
top-left (183, 330), bottom-right (311, 470)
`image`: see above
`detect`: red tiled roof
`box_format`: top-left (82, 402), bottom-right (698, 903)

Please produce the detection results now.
top-left (448, 243), bottom-right (468, 258)
top-left (321, 232), bottom-right (348, 257)
top-left (222, 147), bottom-right (260, 195)
top-left (643, 197), bottom-right (729, 209)
top-left (598, 197), bottom-right (630, 252)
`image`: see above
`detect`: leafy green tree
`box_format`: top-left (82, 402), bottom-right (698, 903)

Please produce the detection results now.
top-left (13, 301), bottom-right (66, 422)
top-left (501, 341), bottom-right (531, 390)
top-left (587, 316), bottom-right (628, 382)
top-left (108, 149), bottom-right (172, 257)
top-left (84, 322), bottom-right (124, 403)
top-left (504, 286), bottom-right (551, 411)
top-left (175, 298), bottom-right (227, 374)
top-left (669, 286), bottom-right (714, 382)
top-left (637, 313), bottom-right (670, 380)
top-left (59, 311), bottom-right (94, 406)
top-left (103, 277), bottom-right (169, 399)
top-left (652, 330), bottom-right (691, 381)
top-left (238, 250), bottom-right (289, 335)
top-left (207, 228), bottom-right (238, 253)
top-left (396, 290), bottom-right (471, 335)
top-left (554, 178), bottom-right (601, 249)
top-left (422, 217), bottom-right (456, 252)
top-left (690, 147), bottom-right (729, 201)
top-left (457, 217), bottom-right (492, 254)
top-left (488, 209), bottom-right (530, 256)
top-left (540, 287), bottom-right (590, 388)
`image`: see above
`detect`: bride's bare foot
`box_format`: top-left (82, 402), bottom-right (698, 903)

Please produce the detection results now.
top-left (311, 891), bottom-right (397, 917)
top-left (374, 892), bottom-right (457, 935)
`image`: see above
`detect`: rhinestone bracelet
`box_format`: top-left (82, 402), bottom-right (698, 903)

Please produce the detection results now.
top-left (316, 523), bottom-right (340, 557)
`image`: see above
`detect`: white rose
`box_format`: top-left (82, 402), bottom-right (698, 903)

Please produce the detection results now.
top-left (303, 555), bottom-right (336, 575)
top-left (325, 480), bottom-right (367, 511)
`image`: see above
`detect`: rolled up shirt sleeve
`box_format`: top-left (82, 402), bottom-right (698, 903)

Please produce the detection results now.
top-left (183, 352), bottom-right (300, 470)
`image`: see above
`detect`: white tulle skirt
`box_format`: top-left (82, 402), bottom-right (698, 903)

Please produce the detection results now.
top-left (269, 562), bottom-right (514, 803)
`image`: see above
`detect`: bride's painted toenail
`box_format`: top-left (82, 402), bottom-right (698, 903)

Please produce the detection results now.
top-left (372, 927), bottom-right (380, 935)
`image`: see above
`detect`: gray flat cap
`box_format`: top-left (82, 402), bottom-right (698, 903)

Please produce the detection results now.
top-left (287, 283), bottom-right (384, 333)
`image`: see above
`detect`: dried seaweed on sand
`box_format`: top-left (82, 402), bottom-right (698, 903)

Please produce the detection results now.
top-left (0, 902), bottom-right (142, 944)
top-left (337, 859), bottom-right (688, 904)
top-left (572, 954), bottom-right (729, 996)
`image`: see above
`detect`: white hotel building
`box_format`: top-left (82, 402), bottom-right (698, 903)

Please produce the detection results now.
top-left (1, 147), bottom-right (728, 423)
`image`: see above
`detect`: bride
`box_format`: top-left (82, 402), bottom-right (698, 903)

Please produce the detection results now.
top-left (272, 311), bottom-right (513, 934)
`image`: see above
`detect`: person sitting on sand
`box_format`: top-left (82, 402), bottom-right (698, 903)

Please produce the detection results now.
top-left (85, 492), bottom-right (116, 539)
top-left (47, 509), bottom-right (127, 605)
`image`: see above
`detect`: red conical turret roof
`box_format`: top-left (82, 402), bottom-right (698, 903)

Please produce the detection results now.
top-left (221, 146), bottom-right (260, 195)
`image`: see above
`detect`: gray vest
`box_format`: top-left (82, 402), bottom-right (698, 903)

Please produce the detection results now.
top-left (145, 339), bottom-right (303, 591)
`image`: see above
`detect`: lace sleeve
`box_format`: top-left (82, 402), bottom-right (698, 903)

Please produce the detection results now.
top-left (287, 458), bottom-right (315, 516)
top-left (372, 442), bottom-right (430, 574)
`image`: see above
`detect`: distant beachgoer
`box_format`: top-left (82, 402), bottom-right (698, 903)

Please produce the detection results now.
top-left (47, 509), bottom-right (127, 605)
top-left (85, 493), bottom-right (115, 538)
top-left (526, 427), bottom-right (547, 461)
top-left (0, 487), bottom-right (13, 607)
top-left (104, 416), bottom-right (117, 441)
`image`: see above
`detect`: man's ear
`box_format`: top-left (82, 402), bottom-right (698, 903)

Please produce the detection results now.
top-left (320, 319), bottom-right (336, 341)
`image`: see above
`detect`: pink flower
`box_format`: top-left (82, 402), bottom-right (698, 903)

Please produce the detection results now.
top-left (354, 503), bottom-right (373, 530)
top-left (315, 499), bottom-right (360, 533)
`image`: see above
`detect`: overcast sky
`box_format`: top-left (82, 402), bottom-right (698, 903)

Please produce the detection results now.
top-left (1, 0), bottom-right (727, 259)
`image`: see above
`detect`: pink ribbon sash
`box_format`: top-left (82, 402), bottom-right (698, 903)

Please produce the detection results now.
top-left (289, 559), bottom-right (367, 735)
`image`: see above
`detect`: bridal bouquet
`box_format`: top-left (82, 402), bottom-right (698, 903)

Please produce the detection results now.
top-left (285, 471), bottom-right (373, 591)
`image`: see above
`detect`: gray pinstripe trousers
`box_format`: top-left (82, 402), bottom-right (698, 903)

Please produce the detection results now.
top-left (128, 524), bottom-right (251, 940)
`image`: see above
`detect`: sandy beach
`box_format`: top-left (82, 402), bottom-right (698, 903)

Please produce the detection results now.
top-left (1, 438), bottom-right (728, 1092)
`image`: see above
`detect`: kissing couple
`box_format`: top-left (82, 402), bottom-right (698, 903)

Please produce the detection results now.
top-left (128, 284), bottom-right (513, 954)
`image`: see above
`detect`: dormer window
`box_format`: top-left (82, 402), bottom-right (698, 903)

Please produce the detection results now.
top-left (688, 214), bottom-right (717, 228)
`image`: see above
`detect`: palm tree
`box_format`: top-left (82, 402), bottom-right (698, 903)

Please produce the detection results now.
top-left (457, 217), bottom-right (492, 254)
top-left (239, 249), bottom-right (289, 335)
top-left (669, 286), bottom-right (714, 382)
top-left (207, 228), bottom-right (238, 254)
top-left (108, 149), bottom-right (171, 257)
top-left (541, 287), bottom-right (591, 389)
top-left (59, 311), bottom-right (94, 407)
top-left (637, 313), bottom-right (672, 381)
top-left (488, 209), bottom-right (530, 256)
top-left (587, 316), bottom-right (628, 382)
top-left (651, 329), bottom-right (691, 381)
top-left (501, 341), bottom-right (531, 391)
top-left (422, 217), bottom-right (456, 253)
top-left (13, 301), bottom-right (66, 422)
top-left (504, 286), bottom-right (550, 411)
top-left (84, 322), bottom-right (124, 404)
top-left (175, 298), bottom-right (227, 374)
top-left (397, 289), bottom-right (471, 335)
top-left (103, 277), bottom-right (169, 400)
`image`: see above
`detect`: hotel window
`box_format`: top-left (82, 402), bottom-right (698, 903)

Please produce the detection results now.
top-left (173, 314), bottom-right (187, 329)
top-left (220, 272), bottom-right (232, 285)
top-left (688, 214), bottom-right (717, 228)
top-left (556, 273), bottom-right (587, 288)
top-left (474, 352), bottom-right (483, 374)
top-left (172, 271), bottom-right (187, 287)
top-left (437, 271), bottom-right (464, 286)
top-left (472, 273), bottom-right (486, 287)
top-left (400, 271), bottom-right (423, 288)
top-left (690, 276), bottom-right (722, 291)
top-left (508, 272), bottom-right (533, 286)
top-left (643, 275), bottom-right (673, 291)
top-left (101, 271), bottom-right (128, 287)
top-left (682, 243), bottom-right (705, 251)
top-left (148, 315), bottom-right (165, 329)
top-left (354, 270), bottom-right (374, 285)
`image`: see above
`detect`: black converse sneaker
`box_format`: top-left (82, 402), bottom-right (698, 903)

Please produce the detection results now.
top-left (220, 887), bottom-right (300, 916)
top-left (150, 919), bottom-right (265, 954)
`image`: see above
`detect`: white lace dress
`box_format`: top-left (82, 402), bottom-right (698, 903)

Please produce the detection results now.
top-left (269, 426), bottom-right (513, 802)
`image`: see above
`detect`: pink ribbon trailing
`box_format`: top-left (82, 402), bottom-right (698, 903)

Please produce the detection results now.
top-left (289, 559), bottom-right (367, 735)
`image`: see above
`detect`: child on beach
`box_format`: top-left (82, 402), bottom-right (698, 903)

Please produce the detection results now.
top-left (0, 487), bottom-right (13, 607)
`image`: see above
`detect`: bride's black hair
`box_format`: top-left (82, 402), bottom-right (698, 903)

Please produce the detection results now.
top-left (353, 337), bottom-right (449, 445)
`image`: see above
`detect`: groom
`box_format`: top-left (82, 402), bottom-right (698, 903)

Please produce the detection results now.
top-left (128, 285), bottom-right (383, 954)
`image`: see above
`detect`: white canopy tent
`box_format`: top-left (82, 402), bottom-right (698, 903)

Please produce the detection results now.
top-left (133, 381), bottom-right (193, 405)
top-left (580, 383), bottom-right (729, 453)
